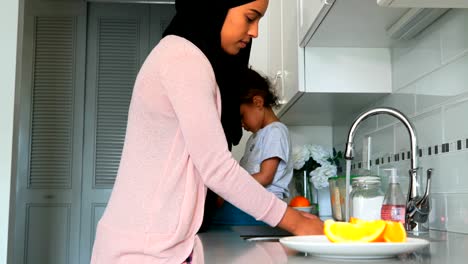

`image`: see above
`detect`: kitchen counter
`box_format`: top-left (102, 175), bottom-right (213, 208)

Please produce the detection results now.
top-left (192, 225), bottom-right (468, 263)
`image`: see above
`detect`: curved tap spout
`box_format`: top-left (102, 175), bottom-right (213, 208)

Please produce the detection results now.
top-left (343, 107), bottom-right (428, 232)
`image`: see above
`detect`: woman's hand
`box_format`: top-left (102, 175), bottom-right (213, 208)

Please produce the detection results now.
top-left (277, 206), bottom-right (324, 236)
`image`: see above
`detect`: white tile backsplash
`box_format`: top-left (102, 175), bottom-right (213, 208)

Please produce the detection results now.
top-left (433, 151), bottom-right (468, 193)
top-left (333, 9), bottom-right (468, 234)
top-left (396, 108), bottom-right (443, 152)
top-left (444, 99), bottom-right (468, 142)
top-left (429, 193), bottom-right (449, 231)
top-left (394, 124), bottom-right (410, 154)
top-left (413, 54), bottom-right (468, 112)
top-left (369, 126), bottom-right (394, 159)
top-left (356, 116), bottom-right (377, 135)
top-left (377, 92), bottom-right (416, 127)
top-left (353, 135), bottom-right (364, 164)
top-left (392, 25), bottom-right (442, 90)
top-left (431, 193), bottom-right (468, 234)
top-left (444, 194), bottom-right (468, 233)
top-left (440, 9), bottom-right (468, 63)
top-left (332, 125), bottom-right (348, 153)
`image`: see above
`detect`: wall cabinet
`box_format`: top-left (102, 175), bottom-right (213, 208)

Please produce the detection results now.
top-left (250, 0), bottom-right (301, 113)
top-left (281, 0), bottom-right (301, 108)
top-left (301, 0), bottom-right (410, 48)
top-left (250, 0), bottom-right (283, 105)
top-left (234, 0), bottom-right (301, 159)
top-left (298, 0), bottom-right (334, 47)
top-left (275, 0), bottom-right (403, 126)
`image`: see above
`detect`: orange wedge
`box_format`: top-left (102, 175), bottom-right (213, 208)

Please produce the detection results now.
top-left (348, 217), bottom-right (382, 240)
top-left (349, 217), bottom-right (365, 224)
top-left (383, 221), bottom-right (407, 242)
top-left (324, 219), bottom-right (386, 243)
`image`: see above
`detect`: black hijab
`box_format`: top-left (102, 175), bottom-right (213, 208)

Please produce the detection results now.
top-left (163, 0), bottom-right (255, 149)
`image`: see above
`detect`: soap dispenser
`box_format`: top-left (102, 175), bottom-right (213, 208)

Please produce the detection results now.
top-left (381, 168), bottom-right (406, 223)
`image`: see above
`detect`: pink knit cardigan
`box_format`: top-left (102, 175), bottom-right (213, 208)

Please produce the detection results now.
top-left (90, 35), bottom-right (287, 264)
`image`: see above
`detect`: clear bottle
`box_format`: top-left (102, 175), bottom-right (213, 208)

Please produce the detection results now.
top-left (350, 176), bottom-right (384, 220)
top-left (381, 168), bottom-right (406, 223)
top-left (328, 176), bottom-right (340, 220)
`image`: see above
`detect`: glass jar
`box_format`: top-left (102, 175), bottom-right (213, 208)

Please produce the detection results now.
top-left (350, 176), bottom-right (384, 220)
top-left (291, 170), bottom-right (318, 215)
top-left (293, 170), bottom-right (313, 202)
top-left (329, 175), bottom-right (358, 221)
top-left (328, 176), bottom-right (342, 221)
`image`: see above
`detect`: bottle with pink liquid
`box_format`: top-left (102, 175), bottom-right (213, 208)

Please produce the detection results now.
top-left (381, 168), bottom-right (406, 224)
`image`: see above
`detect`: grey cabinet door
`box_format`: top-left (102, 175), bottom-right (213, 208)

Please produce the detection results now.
top-left (15, 1), bottom-right (175, 263)
top-left (79, 3), bottom-right (175, 263)
top-left (14, 1), bottom-right (87, 264)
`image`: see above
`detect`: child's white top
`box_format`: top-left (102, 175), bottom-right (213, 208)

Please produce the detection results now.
top-left (240, 122), bottom-right (293, 199)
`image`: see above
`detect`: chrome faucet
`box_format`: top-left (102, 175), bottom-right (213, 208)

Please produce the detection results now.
top-left (344, 107), bottom-right (432, 233)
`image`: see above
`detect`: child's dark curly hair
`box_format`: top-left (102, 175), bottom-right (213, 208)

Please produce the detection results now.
top-left (238, 68), bottom-right (280, 108)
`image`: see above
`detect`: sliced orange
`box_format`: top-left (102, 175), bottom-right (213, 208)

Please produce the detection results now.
top-left (383, 221), bottom-right (407, 242)
top-left (348, 217), bottom-right (381, 240)
top-left (324, 219), bottom-right (387, 243)
top-left (349, 217), bottom-right (365, 224)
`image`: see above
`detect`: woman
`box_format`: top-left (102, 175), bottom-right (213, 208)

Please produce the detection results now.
top-left (90, 1), bottom-right (323, 263)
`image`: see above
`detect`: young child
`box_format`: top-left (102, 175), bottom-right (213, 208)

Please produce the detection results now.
top-left (238, 68), bottom-right (293, 199)
top-left (212, 68), bottom-right (293, 225)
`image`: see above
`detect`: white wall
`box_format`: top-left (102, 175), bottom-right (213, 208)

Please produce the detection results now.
top-left (288, 126), bottom-right (333, 148)
top-left (232, 129), bottom-right (252, 161)
top-left (0, 0), bottom-right (20, 262)
top-left (232, 126), bottom-right (333, 161)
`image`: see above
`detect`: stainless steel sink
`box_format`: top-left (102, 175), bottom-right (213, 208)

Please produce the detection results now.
top-left (232, 225), bottom-right (291, 242)
top-left (243, 236), bottom-right (281, 242)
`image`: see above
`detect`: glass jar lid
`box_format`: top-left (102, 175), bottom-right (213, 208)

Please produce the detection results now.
top-left (352, 176), bottom-right (380, 182)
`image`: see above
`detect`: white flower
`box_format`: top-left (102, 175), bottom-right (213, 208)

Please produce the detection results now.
top-left (292, 143), bottom-right (338, 184)
top-left (310, 175), bottom-right (329, 189)
top-left (306, 144), bottom-right (331, 166)
top-left (310, 164), bottom-right (337, 189)
top-left (292, 145), bottom-right (310, 170)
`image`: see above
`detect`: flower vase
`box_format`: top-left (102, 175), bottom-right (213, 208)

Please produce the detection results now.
top-left (316, 187), bottom-right (332, 218)
top-left (293, 170), bottom-right (313, 202)
top-left (292, 170), bottom-right (318, 215)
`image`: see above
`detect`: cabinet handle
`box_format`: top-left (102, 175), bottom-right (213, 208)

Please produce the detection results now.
top-left (273, 70), bottom-right (282, 82)
top-left (323, 0), bottom-right (334, 5)
top-left (44, 194), bottom-right (55, 199)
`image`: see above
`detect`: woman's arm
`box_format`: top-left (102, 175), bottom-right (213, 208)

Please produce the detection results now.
top-left (278, 207), bottom-right (324, 235)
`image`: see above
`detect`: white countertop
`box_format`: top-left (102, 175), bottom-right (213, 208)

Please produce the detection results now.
top-left (193, 225), bottom-right (468, 263)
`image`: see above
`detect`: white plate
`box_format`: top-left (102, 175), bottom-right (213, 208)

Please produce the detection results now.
top-left (279, 235), bottom-right (429, 259)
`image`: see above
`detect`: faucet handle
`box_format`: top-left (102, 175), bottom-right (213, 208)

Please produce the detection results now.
top-left (421, 168), bottom-right (432, 201)
top-left (411, 169), bottom-right (433, 223)
top-left (406, 168), bottom-right (433, 229)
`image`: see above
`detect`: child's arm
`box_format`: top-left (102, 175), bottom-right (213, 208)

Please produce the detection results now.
top-left (252, 157), bottom-right (281, 186)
